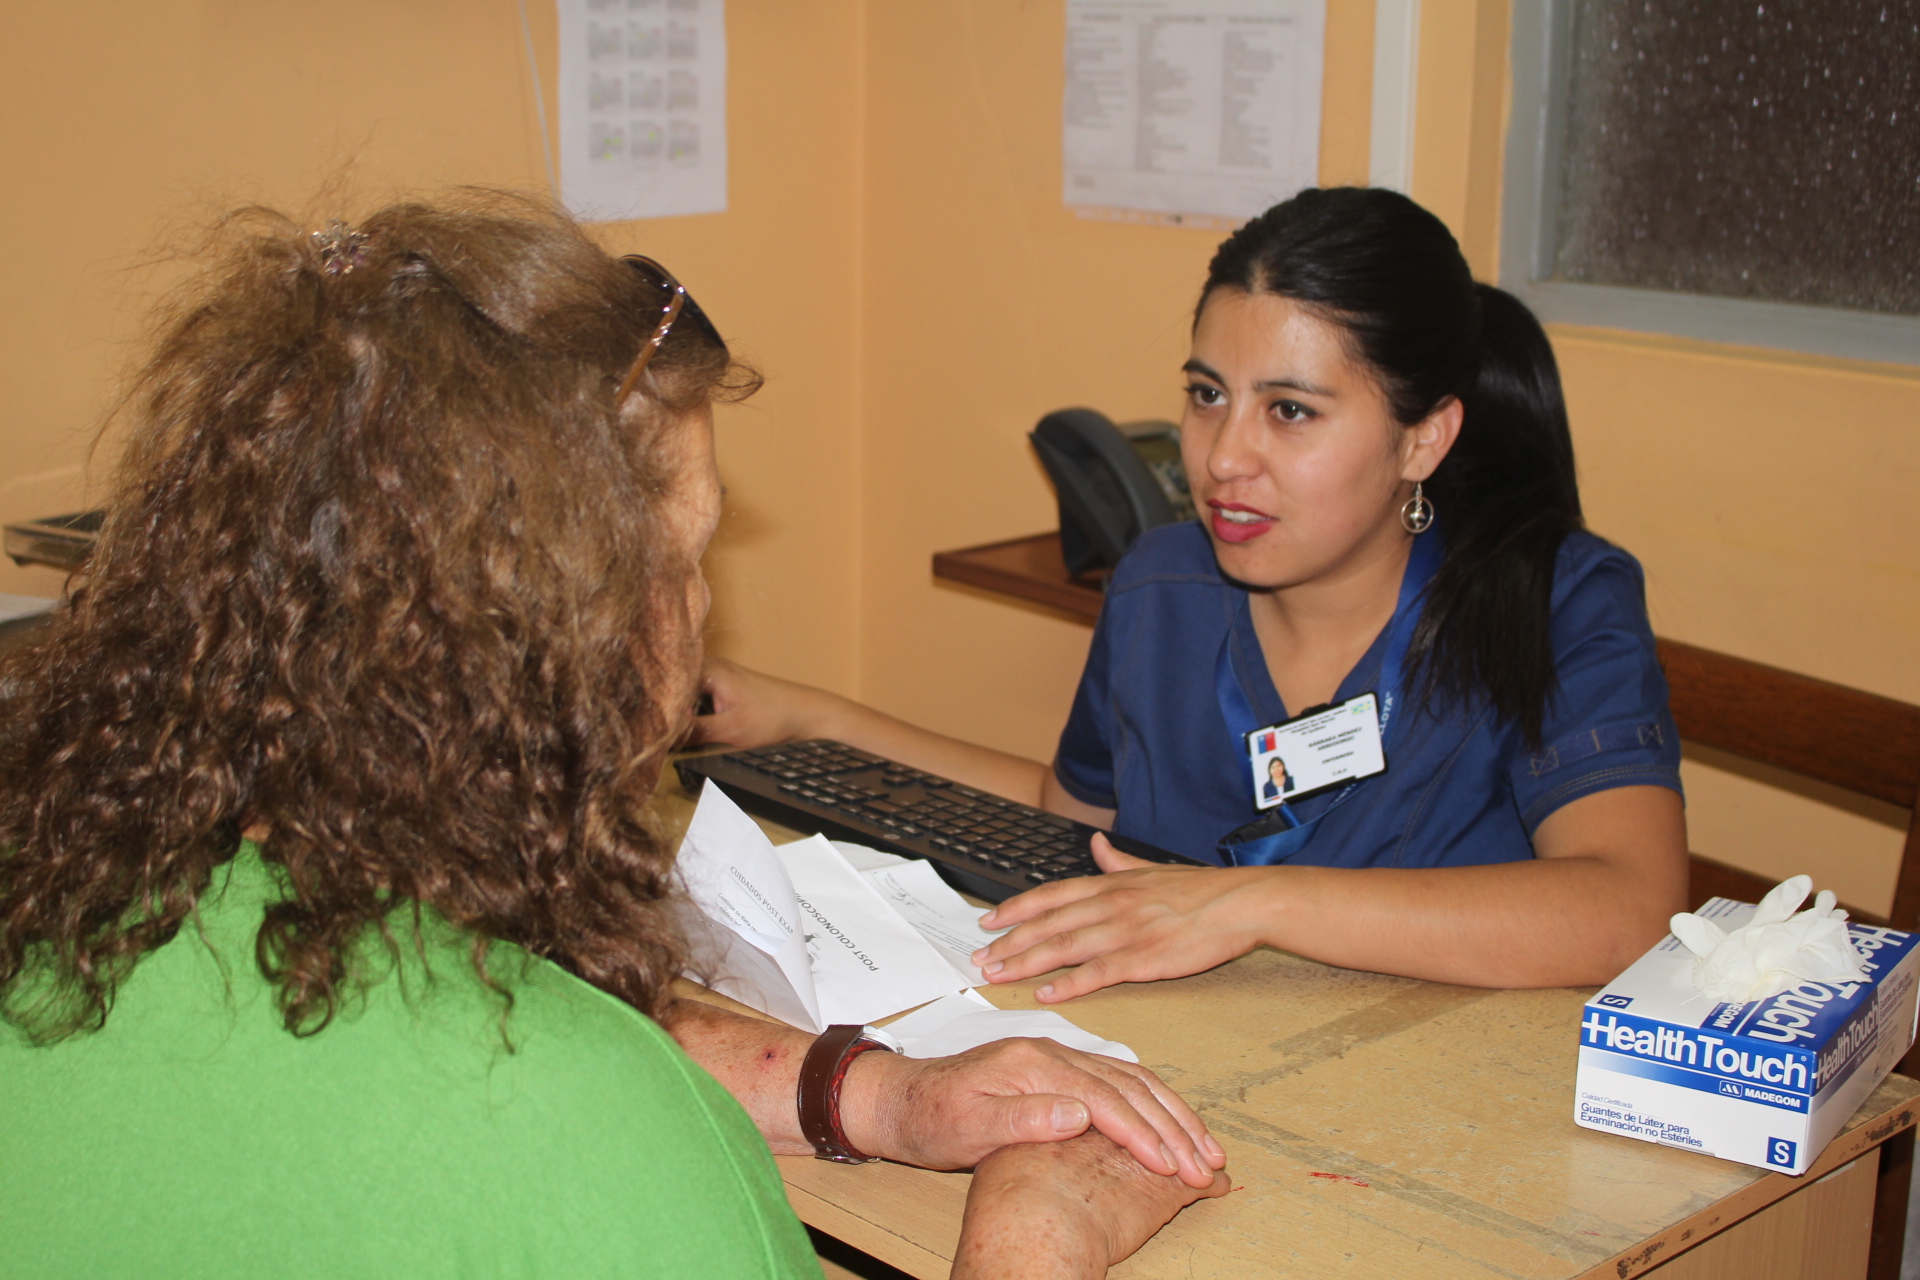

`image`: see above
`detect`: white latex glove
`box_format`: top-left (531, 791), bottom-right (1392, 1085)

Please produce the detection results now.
top-left (1669, 875), bottom-right (1868, 1003)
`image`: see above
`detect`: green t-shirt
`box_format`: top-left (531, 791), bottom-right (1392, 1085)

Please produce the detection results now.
top-left (0, 849), bottom-right (820, 1279)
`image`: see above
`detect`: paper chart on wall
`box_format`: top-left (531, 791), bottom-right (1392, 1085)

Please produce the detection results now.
top-left (556, 0), bottom-right (727, 221)
top-left (1063, 0), bottom-right (1325, 225)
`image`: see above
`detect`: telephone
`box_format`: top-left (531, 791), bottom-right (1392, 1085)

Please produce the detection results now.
top-left (1029, 408), bottom-right (1194, 576)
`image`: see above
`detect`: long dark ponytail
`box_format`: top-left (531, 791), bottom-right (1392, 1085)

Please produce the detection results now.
top-left (1201, 187), bottom-right (1584, 746)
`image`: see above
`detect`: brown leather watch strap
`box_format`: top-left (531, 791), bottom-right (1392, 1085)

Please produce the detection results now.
top-left (796, 1024), bottom-right (895, 1163)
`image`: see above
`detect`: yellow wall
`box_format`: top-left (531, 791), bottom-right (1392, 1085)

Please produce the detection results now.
top-left (1427, 0), bottom-right (1919, 914)
top-left (3, 1), bottom-right (1913, 911)
top-left (852, 0), bottom-right (1380, 759)
top-left (2, 0), bottom-right (548, 593)
top-left (1410, 0), bottom-right (1919, 915)
top-left (0, 0), bottom-right (867, 698)
top-left (843, 0), bottom-right (1920, 915)
top-left (1566, 334), bottom-right (1920, 913)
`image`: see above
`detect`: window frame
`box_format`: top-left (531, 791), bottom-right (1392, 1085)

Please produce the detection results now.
top-left (1500, 0), bottom-right (1920, 367)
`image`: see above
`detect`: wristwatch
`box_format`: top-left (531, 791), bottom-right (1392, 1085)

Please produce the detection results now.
top-left (796, 1023), bottom-right (897, 1163)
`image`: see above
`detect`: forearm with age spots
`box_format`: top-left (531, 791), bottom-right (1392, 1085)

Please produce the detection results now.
top-left (663, 999), bottom-right (817, 1154)
top-left (662, 998), bottom-right (906, 1158)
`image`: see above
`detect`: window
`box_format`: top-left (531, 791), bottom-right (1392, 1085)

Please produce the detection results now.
top-left (1502, 0), bottom-right (1920, 364)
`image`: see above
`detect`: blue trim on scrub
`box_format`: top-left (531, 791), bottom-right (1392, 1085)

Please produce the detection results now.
top-left (1213, 525), bottom-right (1445, 865)
top-left (1053, 521), bottom-right (1683, 869)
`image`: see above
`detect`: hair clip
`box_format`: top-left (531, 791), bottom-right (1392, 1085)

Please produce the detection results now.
top-left (311, 220), bottom-right (370, 275)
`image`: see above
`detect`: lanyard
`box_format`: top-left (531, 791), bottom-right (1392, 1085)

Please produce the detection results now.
top-left (1213, 530), bottom-right (1444, 866)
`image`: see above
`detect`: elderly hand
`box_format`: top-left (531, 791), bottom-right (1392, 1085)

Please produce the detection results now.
top-left (972, 834), bottom-right (1274, 1003)
top-left (665, 998), bottom-right (1223, 1187)
top-left (953, 1132), bottom-right (1231, 1280)
top-left (842, 1033), bottom-right (1226, 1189)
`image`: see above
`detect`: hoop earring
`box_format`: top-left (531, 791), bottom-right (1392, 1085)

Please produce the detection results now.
top-left (1400, 481), bottom-right (1434, 534)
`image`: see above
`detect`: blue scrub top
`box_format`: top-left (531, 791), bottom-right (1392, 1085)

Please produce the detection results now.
top-left (1054, 522), bottom-right (1683, 868)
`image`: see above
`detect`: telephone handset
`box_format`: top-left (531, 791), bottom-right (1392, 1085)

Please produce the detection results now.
top-left (1029, 408), bottom-right (1192, 576)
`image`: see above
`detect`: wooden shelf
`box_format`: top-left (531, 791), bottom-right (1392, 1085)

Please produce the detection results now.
top-left (930, 532), bottom-right (1102, 622)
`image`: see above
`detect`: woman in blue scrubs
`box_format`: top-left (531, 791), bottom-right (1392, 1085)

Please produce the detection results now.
top-left (696, 187), bottom-right (1688, 1000)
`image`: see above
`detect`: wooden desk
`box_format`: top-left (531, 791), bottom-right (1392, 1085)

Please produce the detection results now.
top-left (655, 776), bottom-right (1918, 1280)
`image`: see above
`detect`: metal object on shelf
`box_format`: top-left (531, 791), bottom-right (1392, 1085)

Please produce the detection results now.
top-left (4, 510), bottom-right (103, 572)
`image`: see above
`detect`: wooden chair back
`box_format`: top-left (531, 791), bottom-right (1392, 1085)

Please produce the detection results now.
top-left (1658, 638), bottom-right (1920, 929)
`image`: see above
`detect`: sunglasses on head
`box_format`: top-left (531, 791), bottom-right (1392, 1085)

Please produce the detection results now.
top-left (616, 255), bottom-right (726, 402)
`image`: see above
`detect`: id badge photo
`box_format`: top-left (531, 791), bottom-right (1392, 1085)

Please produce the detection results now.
top-left (1246, 693), bottom-right (1388, 811)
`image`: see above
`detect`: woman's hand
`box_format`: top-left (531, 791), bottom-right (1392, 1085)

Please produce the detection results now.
top-left (953, 1133), bottom-right (1231, 1280)
top-left (686, 656), bottom-right (845, 748)
top-left (972, 835), bottom-right (1275, 1002)
top-left (844, 1033), bottom-right (1226, 1189)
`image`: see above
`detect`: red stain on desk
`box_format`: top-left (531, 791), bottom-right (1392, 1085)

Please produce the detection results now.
top-left (1309, 1172), bottom-right (1370, 1188)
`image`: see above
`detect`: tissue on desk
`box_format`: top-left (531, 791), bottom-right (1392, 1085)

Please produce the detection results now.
top-left (1669, 875), bottom-right (1870, 1004)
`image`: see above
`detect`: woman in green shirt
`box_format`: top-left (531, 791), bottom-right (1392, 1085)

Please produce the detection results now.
top-left (0, 196), bottom-right (1225, 1279)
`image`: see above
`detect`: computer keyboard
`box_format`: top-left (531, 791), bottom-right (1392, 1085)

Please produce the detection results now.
top-left (674, 739), bottom-right (1205, 903)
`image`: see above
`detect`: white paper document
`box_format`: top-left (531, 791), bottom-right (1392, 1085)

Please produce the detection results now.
top-left (677, 786), bottom-right (972, 1031)
top-left (781, 834), bottom-right (973, 1025)
top-left (676, 787), bottom-right (1136, 1063)
top-left (676, 781), bottom-right (823, 1030)
top-left (861, 858), bottom-right (1004, 986)
top-left (830, 840), bottom-right (911, 873)
top-left (832, 839), bottom-right (1004, 984)
top-left (1063, 0), bottom-right (1325, 222)
top-left (557, 0), bottom-right (727, 220)
top-left (879, 991), bottom-right (1140, 1064)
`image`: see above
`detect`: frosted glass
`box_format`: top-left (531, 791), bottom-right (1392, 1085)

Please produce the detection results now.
top-left (1553, 0), bottom-right (1920, 317)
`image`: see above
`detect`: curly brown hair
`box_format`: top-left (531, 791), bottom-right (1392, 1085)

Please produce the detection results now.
top-left (0, 191), bottom-right (758, 1040)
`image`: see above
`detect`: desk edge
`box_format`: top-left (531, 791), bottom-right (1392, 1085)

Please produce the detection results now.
top-left (1576, 1095), bottom-right (1920, 1280)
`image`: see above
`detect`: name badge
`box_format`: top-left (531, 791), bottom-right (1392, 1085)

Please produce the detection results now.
top-left (1246, 693), bottom-right (1387, 810)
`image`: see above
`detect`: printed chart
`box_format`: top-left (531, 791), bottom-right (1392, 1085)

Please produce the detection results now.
top-left (558, 0), bottom-right (726, 220)
top-left (1064, 0), bottom-right (1324, 224)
